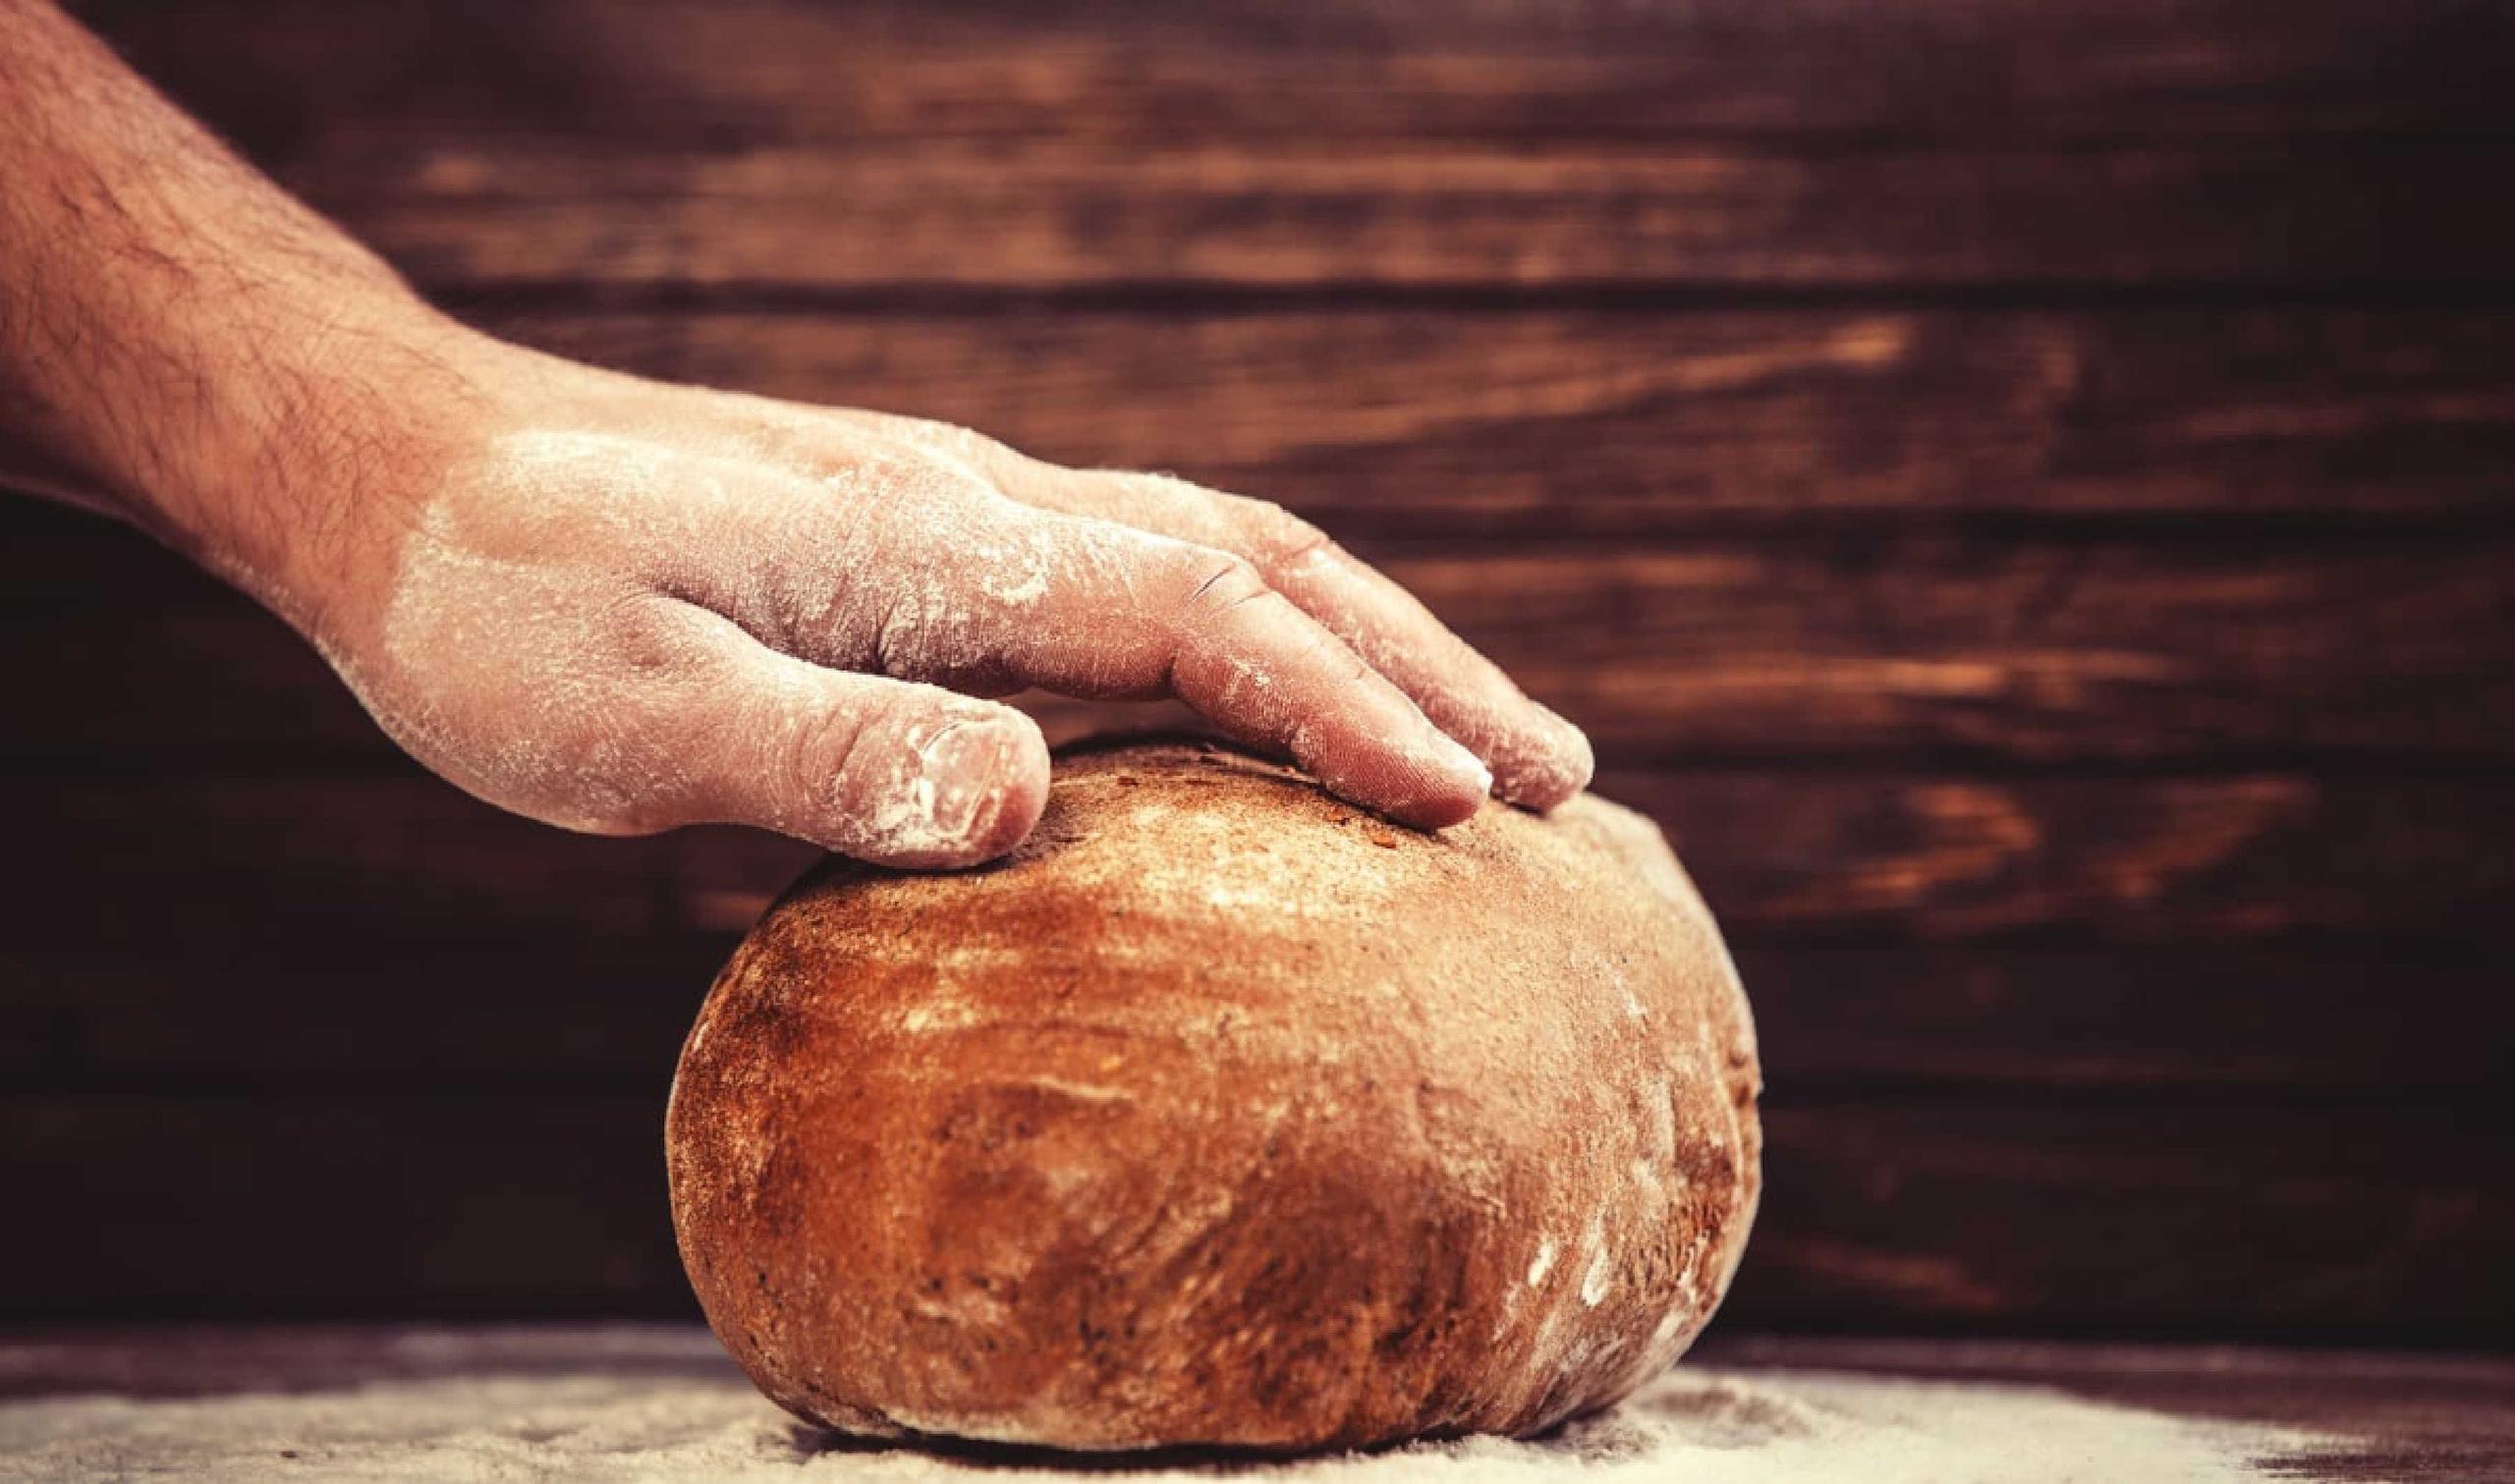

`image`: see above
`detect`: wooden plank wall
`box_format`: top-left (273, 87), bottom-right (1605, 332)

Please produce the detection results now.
top-left (3, 0), bottom-right (2510, 1338)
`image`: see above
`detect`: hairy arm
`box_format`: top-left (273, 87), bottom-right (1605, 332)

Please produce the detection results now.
top-left (0, 0), bottom-right (465, 603)
top-left (0, 0), bottom-right (1591, 867)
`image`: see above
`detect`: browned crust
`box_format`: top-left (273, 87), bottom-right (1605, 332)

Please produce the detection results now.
top-left (667, 739), bottom-right (1760, 1453)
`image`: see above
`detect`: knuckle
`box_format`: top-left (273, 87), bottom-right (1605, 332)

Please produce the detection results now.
top-left (1233, 496), bottom-right (1333, 565)
top-left (1175, 549), bottom-right (1272, 625)
top-left (813, 449), bottom-right (1002, 586)
top-left (871, 412), bottom-right (1019, 479)
top-left (782, 694), bottom-right (877, 813)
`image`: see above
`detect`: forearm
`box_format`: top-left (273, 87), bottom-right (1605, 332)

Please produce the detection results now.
top-left (0, 0), bottom-right (476, 621)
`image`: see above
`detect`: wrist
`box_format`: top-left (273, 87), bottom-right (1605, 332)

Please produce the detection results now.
top-left (0, 0), bottom-right (512, 640)
top-left (2, 234), bottom-right (494, 627)
top-left (133, 285), bottom-right (505, 643)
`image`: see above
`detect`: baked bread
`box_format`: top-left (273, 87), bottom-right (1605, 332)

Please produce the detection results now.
top-left (667, 737), bottom-right (1760, 1453)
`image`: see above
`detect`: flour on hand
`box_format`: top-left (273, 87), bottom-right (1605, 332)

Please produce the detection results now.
top-left (302, 385), bottom-right (1576, 869)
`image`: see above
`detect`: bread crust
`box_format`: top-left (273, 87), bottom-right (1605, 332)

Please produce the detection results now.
top-left (667, 738), bottom-right (1760, 1453)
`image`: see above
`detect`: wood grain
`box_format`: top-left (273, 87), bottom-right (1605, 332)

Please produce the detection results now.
top-left (90, 0), bottom-right (2515, 148)
top-left (79, 1), bottom-right (2515, 292)
top-left (1734, 944), bottom-right (2507, 1094)
top-left (9, 942), bottom-right (2501, 1098)
top-left (479, 307), bottom-right (2515, 530)
top-left (6, 1093), bottom-right (2500, 1336)
top-left (1605, 768), bottom-right (2515, 940)
top-left (1744, 1102), bottom-right (2510, 1338)
top-left (228, 141), bottom-right (2515, 296)
top-left (1, 768), bottom-right (2505, 952)
top-left (5, 522), bottom-right (2508, 768)
top-left (2, 1094), bottom-right (684, 1316)
top-left (12, 303), bottom-right (2510, 555)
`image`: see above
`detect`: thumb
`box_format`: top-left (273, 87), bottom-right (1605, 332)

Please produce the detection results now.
top-left (686, 635), bottom-right (1050, 869)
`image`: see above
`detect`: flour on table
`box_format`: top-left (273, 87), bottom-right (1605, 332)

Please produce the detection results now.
top-left (0, 1329), bottom-right (2351, 1484)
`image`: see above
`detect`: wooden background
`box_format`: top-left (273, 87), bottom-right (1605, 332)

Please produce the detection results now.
top-left (3, 0), bottom-right (2511, 1341)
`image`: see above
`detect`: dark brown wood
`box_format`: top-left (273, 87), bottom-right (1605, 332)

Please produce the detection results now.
top-left (0, 1094), bottom-right (684, 1317)
top-left (1, 769), bottom-right (2506, 951)
top-left (1603, 768), bottom-right (2515, 941)
top-left (0, 775), bottom-right (810, 950)
top-left (1733, 943), bottom-right (2510, 1094)
top-left (1742, 1103), bottom-right (2510, 1340)
top-left (5, 1094), bottom-right (2503, 1339)
top-left (7, 522), bottom-right (2511, 768)
top-left (0, 943), bottom-right (729, 1087)
top-left (10, 306), bottom-right (2506, 540)
top-left (88, 0), bottom-right (2515, 150)
top-left (9, 942), bottom-right (2503, 1099)
top-left (223, 142), bottom-right (2515, 296)
top-left (81, 0), bottom-right (2515, 292)
top-left (485, 307), bottom-right (2515, 530)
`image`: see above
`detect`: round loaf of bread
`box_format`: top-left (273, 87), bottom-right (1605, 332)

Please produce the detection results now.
top-left (667, 738), bottom-right (1760, 1454)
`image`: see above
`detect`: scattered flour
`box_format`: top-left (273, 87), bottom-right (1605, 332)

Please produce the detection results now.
top-left (0, 1330), bottom-right (2350, 1484)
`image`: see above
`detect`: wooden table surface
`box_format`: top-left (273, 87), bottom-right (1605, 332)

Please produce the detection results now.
top-left (0, 1326), bottom-right (2507, 1481)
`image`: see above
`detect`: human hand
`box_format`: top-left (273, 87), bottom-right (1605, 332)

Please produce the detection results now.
top-left (0, 3), bottom-right (1586, 868)
top-left (274, 335), bottom-right (1592, 868)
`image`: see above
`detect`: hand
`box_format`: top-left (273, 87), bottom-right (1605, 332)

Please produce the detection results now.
top-left (0, 2), bottom-right (1586, 869)
top-left (286, 335), bottom-right (1593, 868)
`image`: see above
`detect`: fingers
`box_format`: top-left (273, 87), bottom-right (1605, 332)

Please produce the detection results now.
top-left (922, 513), bottom-right (1493, 830)
top-left (1257, 520), bottom-right (1593, 811)
top-left (993, 463), bottom-right (1593, 809)
top-left (1154, 549), bottom-right (1497, 829)
top-left (675, 622), bottom-right (1051, 869)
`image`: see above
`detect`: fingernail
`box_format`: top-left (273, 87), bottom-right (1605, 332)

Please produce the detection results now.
top-left (1432, 727), bottom-right (1493, 796)
top-left (920, 720), bottom-right (999, 841)
top-left (1538, 702), bottom-right (1593, 780)
top-left (913, 710), bottom-right (1040, 857)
